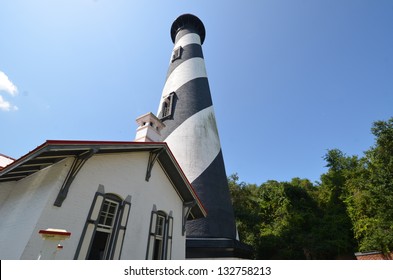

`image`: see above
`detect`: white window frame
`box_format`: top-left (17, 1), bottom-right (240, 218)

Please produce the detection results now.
top-left (146, 208), bottom-right (174, 260)
top-left (74, 185), bottom-right (131, 260)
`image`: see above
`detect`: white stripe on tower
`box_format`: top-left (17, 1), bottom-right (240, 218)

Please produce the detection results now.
top-left (161, 57), bottom-right (207, 99)
top-left (173, 33), bottom-right (201, 51)
top-left (164, 106), bottom-right (221, 183)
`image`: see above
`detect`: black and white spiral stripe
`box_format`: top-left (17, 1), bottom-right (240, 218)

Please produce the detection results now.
top-left (158, 16), bottom-right (236, 239)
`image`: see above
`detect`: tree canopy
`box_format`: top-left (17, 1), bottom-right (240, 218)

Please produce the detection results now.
top-left (229, 117), bottom-right (393, 259)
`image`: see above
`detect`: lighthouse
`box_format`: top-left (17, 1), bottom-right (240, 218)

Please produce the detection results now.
top-left (155, 14), bottom-right (250, 258)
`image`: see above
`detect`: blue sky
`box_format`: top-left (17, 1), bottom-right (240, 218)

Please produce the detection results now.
top-left (1, 0), bottom-right (392, 185)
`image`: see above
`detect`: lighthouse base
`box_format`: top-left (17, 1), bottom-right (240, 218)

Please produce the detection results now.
top-left (186, 238), bottom-right (253, 259)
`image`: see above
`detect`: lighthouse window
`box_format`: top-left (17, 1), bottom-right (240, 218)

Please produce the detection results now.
top-left (171, 46), bottom-right (183, 62)
top-left (160, 92), bottom-right (175, 120)
top-left (163, 101), bottom-right (170, 117)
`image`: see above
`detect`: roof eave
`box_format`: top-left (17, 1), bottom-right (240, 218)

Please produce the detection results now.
top-left (0, 140), bottom-right (206, 218)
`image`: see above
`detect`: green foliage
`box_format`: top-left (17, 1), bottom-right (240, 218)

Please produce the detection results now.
top-left (343, 117), bottom-right (393, 253)
top-left (229, 176), bottom-right (348, 259)
top-left (229, 117), bottom-right (393, 259)
top-left (228, 174), bottom-right (261, 256)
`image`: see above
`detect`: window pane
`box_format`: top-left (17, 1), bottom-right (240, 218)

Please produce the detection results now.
top-left (156, 216), bottom-right (165, 236)
top-left (88, 231), bottom-right (110, 260)
top-left (91, 198), bottom-right (120, 258)
top-left (98, 200), bottom-right (118, 228)
top-left (153, 239), bottom-right (163, 260)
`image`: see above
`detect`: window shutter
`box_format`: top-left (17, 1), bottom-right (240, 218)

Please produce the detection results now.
top-left (110, 195), bottom-right (131, 260)
top-left (171, 46), bottom-right (183, 62)
top-left (74, 185), bottom-right (105, 259)
top-left (146, 209), bottom-right (158, 260)
top-left (166, 215), bottom-right (174, 260)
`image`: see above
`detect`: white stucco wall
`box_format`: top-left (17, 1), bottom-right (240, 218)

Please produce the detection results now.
top-left (0, 181), bottom-right (15, 209)
top-left (1, 151), bottom-right (186, 260)
top-left (0, 158), bottom-right (72, 259)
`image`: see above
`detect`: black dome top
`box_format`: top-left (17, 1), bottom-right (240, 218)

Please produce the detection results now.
top-left (170, 14), bottom-right (206, 44)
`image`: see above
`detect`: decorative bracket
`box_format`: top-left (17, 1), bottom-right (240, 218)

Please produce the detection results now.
top-left (145, 148), bottom-right (164, 182)
top-left (182, 200), bottom-right (196, 236)
top-left (54, 148), bottom-right (98, 207)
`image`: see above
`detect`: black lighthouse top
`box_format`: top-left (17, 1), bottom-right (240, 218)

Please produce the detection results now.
top-left (170, 14), bottom-right (206, 44)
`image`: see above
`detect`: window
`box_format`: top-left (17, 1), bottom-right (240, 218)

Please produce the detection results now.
top-left (146, 209), bottom-right (174, 260)
top-left (160, 92), bottom-right (176, 120)
top-left (162, 101), bottom-right (170, 118)
top-left (153, 213), bottom-right (165, 259)
top-left (87, 197), bottom-right (119, 259)
top-left (171, 46), bottom-right (183, 62)
top-left (75, 185), bottom-right (131, 260)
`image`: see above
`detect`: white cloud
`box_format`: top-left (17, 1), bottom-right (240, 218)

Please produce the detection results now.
top-left (0, 71), bottom-right (18, 96)
top-left (0, 95), bottom-right (18, 111)
top-left (0, 71), bottom-right (19, 111)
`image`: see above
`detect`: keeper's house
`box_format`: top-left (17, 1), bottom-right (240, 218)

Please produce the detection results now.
top-left (0, 140), bottom-right (205, 260)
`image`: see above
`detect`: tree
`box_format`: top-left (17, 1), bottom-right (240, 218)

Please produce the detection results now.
top-left (229, 176), bottom-right (328, 259)
top-left (344, 118), bottom-right (393, 253)
top-left (318, 117), bottom-right (393, 254)
top-left (257, 179), bottom-right (322, 259)
top-left (229, 117), bottom-right (393, 258)
top-left (317, 149), bottom-right (357, 258)
top-left (228, 174), bottom-right (260, 258)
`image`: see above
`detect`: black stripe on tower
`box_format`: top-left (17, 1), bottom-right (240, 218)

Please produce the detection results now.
top-left (186, 150), bottom-right (236, 238)
top-left (160, 77), bottom-right (213, 140)
top-left (166, 44), bottom-right (204, 78)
